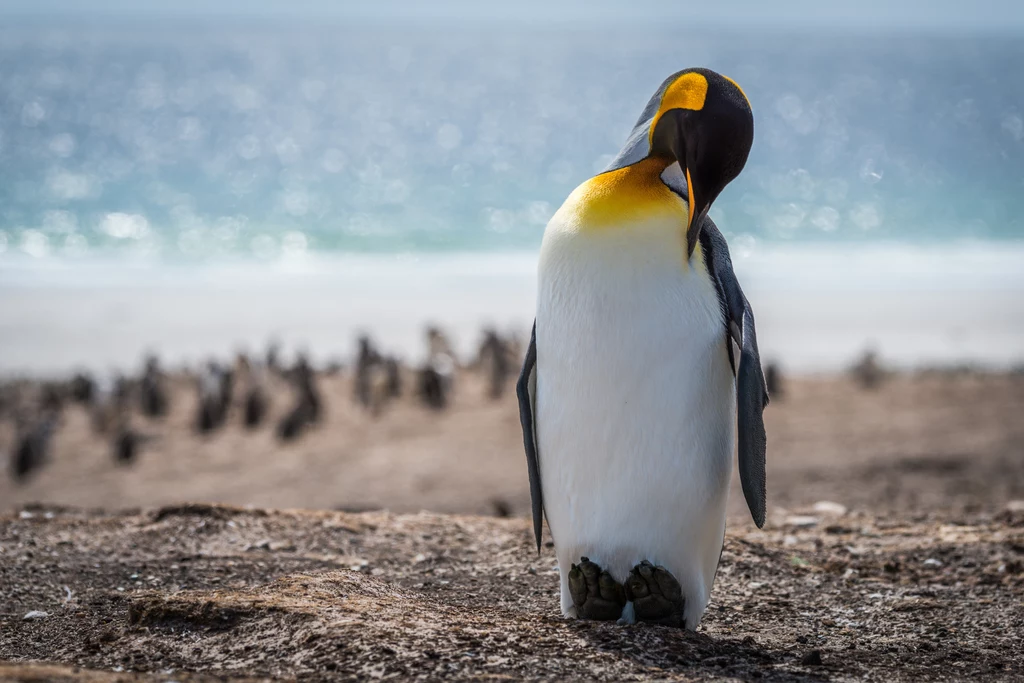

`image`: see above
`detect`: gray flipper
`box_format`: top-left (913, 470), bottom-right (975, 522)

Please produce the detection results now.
top-left (699, 221), bottom-right (769, 528)
top-left (516, 323), bottom-right (544, 550)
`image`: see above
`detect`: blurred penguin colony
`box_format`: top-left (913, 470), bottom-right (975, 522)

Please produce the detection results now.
top-left (1, 325), bottom-right (522, 483)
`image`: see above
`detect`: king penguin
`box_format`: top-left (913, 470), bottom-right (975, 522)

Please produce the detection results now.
top-left (517, 68), bottom-right (768, 630)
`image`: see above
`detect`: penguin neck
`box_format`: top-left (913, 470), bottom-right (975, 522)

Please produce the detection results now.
top-left (557, 156), bottom-right (686, 231)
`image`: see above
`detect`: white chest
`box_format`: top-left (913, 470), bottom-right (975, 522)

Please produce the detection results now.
top-left (533, 213), bottom-right (736, 628)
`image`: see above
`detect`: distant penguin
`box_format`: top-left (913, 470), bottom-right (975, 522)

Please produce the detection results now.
top-left (478, 328), bottom-right (512, 400)
top-left (244, 386), bottom-right (266, 428)
top-left (426, 326), bottom-right (454, 360)
top-left (40, 382), bottom-right (65, 414)
top-left (195, 362), bottom-right (231, 434)
top-left (266, 340), bottom-right (282, 376)
top-left (69, 372), bottom-right (95, 404)
top-left (765, 362), bottom-right (785, 400)
top-left (418, 353), bottom-right (454, 410)
top-left (851, 349), bottom-right (884, 389)
top-left (113, 375), bottom-right (132, 409)
top-left (365, 364), bottom-right (390, 417)
top-left (139, 355), bottom-right (169, 418)
top-left (11, 412), bottom-right (58, 482)
top-left (113, 425), bottom-right (139, 465)
top-left (276, 401), bottom-right (308, 441)
top-left (294, 354), bottom-right (321, 423)
top-left (90, 374), bottom-right (122, 435)
top-left (275, 355), bottom-right (323, 441)
top-left (354, 336), bottom-right (382, 409)
top-left (236, 355), bottom-right (269, 429)
top-left (384, 357), bottom-right (402, 398)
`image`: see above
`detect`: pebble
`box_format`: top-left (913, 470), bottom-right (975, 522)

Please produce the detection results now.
top-left (812, 501), bottom-right (848, 516)
top-left (23, 610), bottom-right (49, 620)
top-left (801, 649), bottom-right (823, 666)
top-left (786, 515), bottom-right (819, 528)
top-left (1005, 500), bottom-right (1024, 513)
top-left (923, 558), bottom-right (943, 568)
top-left (269, 541), bottom-right (295, 552)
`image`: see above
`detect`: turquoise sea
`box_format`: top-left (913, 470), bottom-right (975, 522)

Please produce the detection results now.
top-left (1, 20), bottom-right (1022, 261)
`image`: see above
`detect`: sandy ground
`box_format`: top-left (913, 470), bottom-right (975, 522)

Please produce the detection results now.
top-left (1, 369), bottom-right (1024, 680)
top-left (1, 503), bottom-right (1022, 681)
top-left (2, 370), bottom-right (1024, 520)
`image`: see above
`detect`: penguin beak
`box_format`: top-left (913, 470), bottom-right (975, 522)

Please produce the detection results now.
top-left (684, 166), bottom-right (711, 259)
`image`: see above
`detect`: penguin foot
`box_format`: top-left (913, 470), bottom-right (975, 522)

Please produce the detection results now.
top-left (625, 561), bottom-right (685, 627)
top-left (568, 557), bottom-right (626, 621)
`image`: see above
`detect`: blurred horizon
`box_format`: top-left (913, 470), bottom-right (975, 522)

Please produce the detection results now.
top-left (1, 1), bottom-right (1023, 373)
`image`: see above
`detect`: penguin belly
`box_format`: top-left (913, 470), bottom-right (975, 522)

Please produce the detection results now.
top-left (535, 219), bottom-right (735, 630)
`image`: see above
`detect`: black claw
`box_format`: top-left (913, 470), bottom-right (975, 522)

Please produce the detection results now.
top-left (625, 561), bottom-right (686, 628)
top-left (569, 557), bottom-right (626, 621)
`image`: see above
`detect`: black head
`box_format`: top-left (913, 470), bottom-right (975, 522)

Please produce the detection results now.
top-left (648, 68), bottom-right (754, 256)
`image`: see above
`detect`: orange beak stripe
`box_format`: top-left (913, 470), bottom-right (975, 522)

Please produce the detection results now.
top-left (686, 166), bottom-right (696, 230)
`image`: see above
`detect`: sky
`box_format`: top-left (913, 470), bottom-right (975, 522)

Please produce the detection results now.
top-left (3, 0), bottom-right (1024, 31)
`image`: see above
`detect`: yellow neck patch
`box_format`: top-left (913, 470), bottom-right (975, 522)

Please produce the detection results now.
top-left (648, 72), bottom-right (708, 144)
top-left (556, 157), bottom-right (684, 229)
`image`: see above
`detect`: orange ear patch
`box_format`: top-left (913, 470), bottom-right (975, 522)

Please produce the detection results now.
top-left (648, 72), bottom-right (709, 144)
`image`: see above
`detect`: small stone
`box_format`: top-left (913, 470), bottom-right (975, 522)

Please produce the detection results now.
top-left (786, 515), bottom-right (819, 528)
top-left (268, 541), bottom-right (295, 552)
top-left (801, 650), bottom-right (823, 666)
top-left (812, 501), bottom-right (848, 516)
top-left (19, 511), bottom-right (35, 520)
top-left (23, 610), bottom-right (49, 620)
top-left (1005, 500), bottom-right (1024, 513)
top-left (923, 558), bottom-right (943, 568)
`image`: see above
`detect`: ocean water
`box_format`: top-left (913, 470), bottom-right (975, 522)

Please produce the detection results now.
top-left (1, 19), bottom-right (1023, 373)
top-left (1, 20), bottom-right (1022, 261)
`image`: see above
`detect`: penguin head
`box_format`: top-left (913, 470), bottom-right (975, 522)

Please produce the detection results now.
top-left (648, 69), bottom-right (753, 256)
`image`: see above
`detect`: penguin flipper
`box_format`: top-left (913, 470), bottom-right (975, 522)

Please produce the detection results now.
top-left (516, 322), bottom-right (544, 550)
top-left (700, 220), bottom-right (769, 528)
